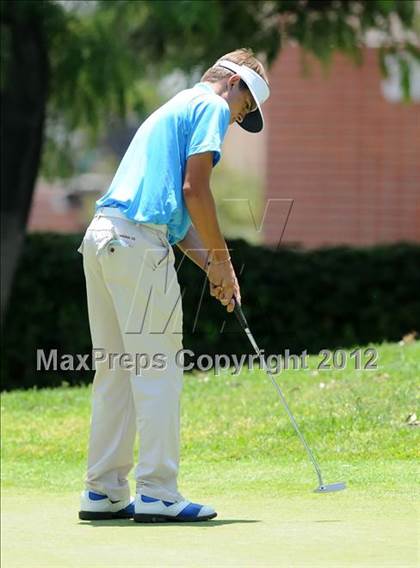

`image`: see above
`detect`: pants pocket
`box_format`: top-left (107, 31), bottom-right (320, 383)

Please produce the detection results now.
top-left (87, 218), bottom-right (133, 258)
top-left (152, 242), bottom-right (171, 270)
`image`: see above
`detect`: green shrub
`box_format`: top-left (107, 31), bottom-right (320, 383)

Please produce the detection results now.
top-left (2, 234), bottom-right (419, 390)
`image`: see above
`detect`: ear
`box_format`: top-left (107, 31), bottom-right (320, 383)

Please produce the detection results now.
top-left (227, 74), bottom-right (241, 89)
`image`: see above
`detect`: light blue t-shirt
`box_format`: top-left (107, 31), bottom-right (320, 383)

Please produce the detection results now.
top-left (96, 82), bottom-right (231, 244)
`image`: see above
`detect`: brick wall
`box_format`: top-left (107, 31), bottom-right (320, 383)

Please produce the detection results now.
top-left (27, 182), bottom-right (84, 233)
top-left (264, 46), bottom-right (420, 248)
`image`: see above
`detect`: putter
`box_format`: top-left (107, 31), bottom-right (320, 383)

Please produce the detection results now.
top-left (233, 298), bottom-right (346, 494)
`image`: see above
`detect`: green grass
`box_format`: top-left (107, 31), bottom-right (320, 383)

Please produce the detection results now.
top-left (1, 341), bottom-right (419, 497)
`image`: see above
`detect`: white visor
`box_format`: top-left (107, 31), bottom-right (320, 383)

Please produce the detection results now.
top-left (214, 58), bottom-right (270, 133)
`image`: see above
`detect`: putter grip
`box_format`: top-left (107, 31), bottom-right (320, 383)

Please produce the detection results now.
top-left (233, 297), bottom-right (249, 330)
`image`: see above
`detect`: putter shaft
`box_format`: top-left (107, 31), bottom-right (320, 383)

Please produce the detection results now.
top-left (234, 301), bottom-right (324, 488)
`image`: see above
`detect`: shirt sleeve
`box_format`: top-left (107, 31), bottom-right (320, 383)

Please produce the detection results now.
top-left (186, 95), bottom-right (231, 167)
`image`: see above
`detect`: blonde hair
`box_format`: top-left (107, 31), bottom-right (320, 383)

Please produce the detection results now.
top-left (201, 48), bottom-right (269, 85)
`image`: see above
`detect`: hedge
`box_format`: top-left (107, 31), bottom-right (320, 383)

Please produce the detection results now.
top-left (2, 233), bottom-right (419, 390)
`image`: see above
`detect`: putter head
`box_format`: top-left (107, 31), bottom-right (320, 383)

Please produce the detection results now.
top-left (314, 482), bottom-right (346, 493)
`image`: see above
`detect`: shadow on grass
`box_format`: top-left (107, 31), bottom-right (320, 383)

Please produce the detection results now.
top-left (78, 519), bottom-right (260, 528)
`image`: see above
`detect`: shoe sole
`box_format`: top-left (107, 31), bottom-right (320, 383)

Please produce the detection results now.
top-left (79, 510), bottom-right (133, 520)
top-left (133, 512), bottom-right (217, 523)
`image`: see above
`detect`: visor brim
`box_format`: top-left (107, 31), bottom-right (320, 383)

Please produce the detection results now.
top-left (238, 108), bottom-right (264, 133)
top-left (236, 80), bottom-right (265, 133)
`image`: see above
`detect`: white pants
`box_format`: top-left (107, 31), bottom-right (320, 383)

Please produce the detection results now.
top-left (78, 207), bottom-right (184, 502)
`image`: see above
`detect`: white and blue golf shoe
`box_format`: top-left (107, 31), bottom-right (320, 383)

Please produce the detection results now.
top-left (134, 494), bottom-right (217, 523)
top-left (79, 490), bottom-right (134, 520)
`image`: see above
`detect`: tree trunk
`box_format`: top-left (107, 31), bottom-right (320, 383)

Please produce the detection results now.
top-left (1, 1), bottom-right (49, 323)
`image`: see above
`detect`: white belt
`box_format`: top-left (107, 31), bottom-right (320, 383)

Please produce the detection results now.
top-left (95, 206), bottom-right (168, 237)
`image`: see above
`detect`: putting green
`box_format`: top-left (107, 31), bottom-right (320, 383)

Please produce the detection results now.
top-left (1, 490), bottom-right (418, 567)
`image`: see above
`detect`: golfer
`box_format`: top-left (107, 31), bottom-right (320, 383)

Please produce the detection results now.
top-left (78, 48), bottom-right (270, 522)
